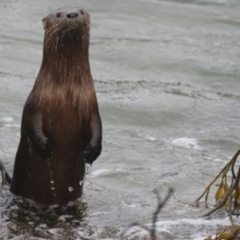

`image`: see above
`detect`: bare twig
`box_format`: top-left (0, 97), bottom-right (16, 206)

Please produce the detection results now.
top-left (120, 188), bottom-right (173, 240)
top-left (151, 188), bottom-right (174, 240)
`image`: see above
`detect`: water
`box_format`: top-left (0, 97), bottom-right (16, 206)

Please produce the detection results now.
top-left (1, 0), bottom-right (240, 239)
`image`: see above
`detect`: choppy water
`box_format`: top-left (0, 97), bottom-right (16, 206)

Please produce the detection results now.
top-left (1, 0), bottom-right (240, 239)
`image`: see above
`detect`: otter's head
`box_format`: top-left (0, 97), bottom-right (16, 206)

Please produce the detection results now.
top-left (42, 8), bottom-right (90, 55)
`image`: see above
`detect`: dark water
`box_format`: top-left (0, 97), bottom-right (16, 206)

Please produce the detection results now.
top-left (1, 0), bottom-right (240, 239)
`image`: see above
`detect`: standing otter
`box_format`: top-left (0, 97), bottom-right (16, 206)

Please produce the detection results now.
top-left (10, 8), bottom-right (102, 205)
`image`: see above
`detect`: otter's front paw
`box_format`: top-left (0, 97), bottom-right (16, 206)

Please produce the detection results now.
top-left (83, 143), bottom-right (101, 165)
top-left (33, 138), bottom-right (53, 159)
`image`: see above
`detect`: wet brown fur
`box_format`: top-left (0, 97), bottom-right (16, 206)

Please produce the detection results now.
top-left (10, 8), bottom-right (102, 206)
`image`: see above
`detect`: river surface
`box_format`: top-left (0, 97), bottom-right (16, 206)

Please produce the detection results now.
top-left (1, 0), bottom-right (240, 239)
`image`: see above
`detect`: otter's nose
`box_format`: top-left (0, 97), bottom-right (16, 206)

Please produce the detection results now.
top-left (67, 12), bottom-right (79, 18)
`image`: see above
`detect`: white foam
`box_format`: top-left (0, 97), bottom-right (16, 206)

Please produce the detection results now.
top-left (171, 137), bottom-right (202, 150)
top-left (145, 135), bottom-right (157, 142)
top-left (90, 168), bottom-right (110, 177)
top-left (212, 158), bottom-right (225, 163)
top-left (193, 236), bottom-right (210, 240)
top-left (155, 217), bottom-right (231, 227)
top-left (4, 124), bottom-right (20, 128)
top-left (1, 117), bottom-right (13, 122)
top-left (153, 217), bottom-right (232, 240)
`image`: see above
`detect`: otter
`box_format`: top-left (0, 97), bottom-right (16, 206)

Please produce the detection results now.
top-left (8, 8), bottom-right (102, 205)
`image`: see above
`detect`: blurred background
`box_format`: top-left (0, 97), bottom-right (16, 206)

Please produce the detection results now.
top-left (1, 0), bottom-right (240, 239)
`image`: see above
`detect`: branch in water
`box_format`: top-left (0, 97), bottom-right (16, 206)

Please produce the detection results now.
top-left (120, 188), bottom-right (174, 240)
top-left (151, 188), bottom-right (174, 240)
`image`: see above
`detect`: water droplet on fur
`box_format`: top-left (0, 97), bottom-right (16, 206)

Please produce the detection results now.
top-left (85, 163), bottom-right (91, 174)
top-left (79, 181), bottom-right (84, 186)
top-left (68, 186), bottom-right (74, 192)
top-left (50, 186), bottom-right (55, 191)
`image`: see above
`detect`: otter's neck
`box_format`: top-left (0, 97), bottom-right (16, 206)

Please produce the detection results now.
top-left (39, 42), bottom-right (91, 85)
top-left (32, 43), bottom-right (95, 108)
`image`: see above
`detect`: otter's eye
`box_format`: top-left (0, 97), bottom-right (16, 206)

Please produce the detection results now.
top-left (56, 12), bottom-right (62, 18)
top-left (80, 9), bottom-right (85, 15)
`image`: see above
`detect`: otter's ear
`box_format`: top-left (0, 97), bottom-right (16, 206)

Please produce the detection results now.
top-left (42, 17), bottom-right (47, 30)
